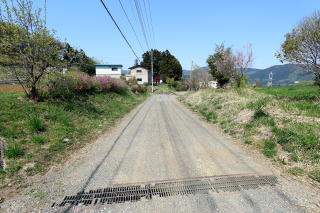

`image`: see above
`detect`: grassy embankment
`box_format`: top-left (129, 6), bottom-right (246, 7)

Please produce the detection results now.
top-left (0, 87), bottom-right (148, 187)
top-left (180, 85), bottom-right (320, 182)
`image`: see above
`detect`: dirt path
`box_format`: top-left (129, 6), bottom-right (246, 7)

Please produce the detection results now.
top-left (1, 95), bottom-right (319, 212)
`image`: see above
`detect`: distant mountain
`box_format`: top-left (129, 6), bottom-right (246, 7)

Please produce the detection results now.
top-left (183, 64), bottom-right (314, 85)
top-left (245, 64), bottom-right (313, 85)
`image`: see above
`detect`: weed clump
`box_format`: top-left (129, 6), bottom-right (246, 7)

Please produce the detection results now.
top-left (288, 167), bottom-right (305, 176)
top-left (28, 117), bottom-right (46, 132)
top-left (263, 139), bottom-right (277, 158)
top-left (309, 168), bottom-right (320, 182)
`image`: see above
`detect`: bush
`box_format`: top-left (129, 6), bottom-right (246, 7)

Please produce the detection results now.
top-left (28, 117), bottom-right (46, 132)
top-left (131, 84), bottom-right (147, 93)
top-left (166, 78), bottom-right (177, 88)
top-left (6, 144), bottom-right (24, 159)
top-left (175, 81), bottom-right (188, 91)
top-left (45, 72), bottom-right (127, 98)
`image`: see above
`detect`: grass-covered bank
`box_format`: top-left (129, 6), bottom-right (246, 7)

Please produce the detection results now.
top-left (0, 91), bottom-right (148, 188)
top-left (179, 86), bottom-right (320, 183)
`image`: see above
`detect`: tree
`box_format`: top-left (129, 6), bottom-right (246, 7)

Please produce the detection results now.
top-left (234, 45), bottom-right (254, 87)
top-left (276, 10), bottom-right (320, 86)
top-left (207, 44), bottom-right (232, 88)
top-left (0, 0), bottom-right (63, 101)
top-left (159, 50), bottom-right (183, 81)
top-left (62, 44), bottom-right (97, 75)
top-left (141, 49), bottom-right (162, 77)
top-left (188, 65), bottom-right (201, 90)
top-left (62, 43), bottom-right (82, 69)
top-left (140, 49), bottom-right (183, 81)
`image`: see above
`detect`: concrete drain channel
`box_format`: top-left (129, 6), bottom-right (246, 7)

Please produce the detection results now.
top-left (52, 174), bottom-right (278, 208)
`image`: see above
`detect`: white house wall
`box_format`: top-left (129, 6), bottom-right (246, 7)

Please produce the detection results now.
top-left (131, 68), bottom-right (149, 84)
top-left (96, 66), bottom-right (122, 79)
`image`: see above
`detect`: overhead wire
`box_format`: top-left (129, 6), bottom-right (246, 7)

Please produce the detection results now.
top-left (146, 0), bottom-right (156, 47)
top-left (133, 0), bottom-right (150, 50)
top-left (99, 0), bottom-right (140, 61)
top-left (117, 0), bottom-right (145, 53)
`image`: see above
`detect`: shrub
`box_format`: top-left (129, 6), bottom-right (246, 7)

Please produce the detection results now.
top-left (175, 81), bottom-right (188, 91)
top-left (131, 85), bottom-right (147, 93)
top-left (28, 117), bottom-right (46, 132)
top-left (105, 77), bottom-right (127, 93)
top-left (6, 144), bottom-right (24, 159)
top-left (46, 72), bottom-right (78, 99)
top-left (45, 72), bottom-right (127, 98)
top-left (166, 78), bottom-right (177, 88)
top-left (31, 136), bottom-right (46, 144)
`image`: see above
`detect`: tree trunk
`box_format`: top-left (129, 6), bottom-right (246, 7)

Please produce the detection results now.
top-left (314, 72), bottom-right (320, 87)
top-left (30, 85), bottom-right (39, 102)
top-left (236, 79), bottom-right (241, 88)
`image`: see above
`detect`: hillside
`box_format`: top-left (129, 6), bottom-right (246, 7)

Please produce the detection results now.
top-left (183, 64), bottom-right (314, 85)
top-left (246, 64), bottom-right (313, 85)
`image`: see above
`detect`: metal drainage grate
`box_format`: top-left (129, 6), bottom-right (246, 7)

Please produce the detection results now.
top-left (52, 174), bottom-right (278, 208)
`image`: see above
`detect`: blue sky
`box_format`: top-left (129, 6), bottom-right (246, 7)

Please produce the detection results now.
top-left (42, 0), bottom-right (319, 70)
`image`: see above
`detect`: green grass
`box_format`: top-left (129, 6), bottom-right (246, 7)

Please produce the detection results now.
top-left (263, 139), bottom-right (277, 158)
top-left (255, 85), bottom-right (319, 97)
top-left (255, 85), bottom-right (320, 118)
top-left (0, 91), bottom-right (148, 181)
top-left (28, 117), bottom-right (46, 132)
top-left (309, 168), bottom-right (320, 182)
top-left (5, 144), bottom-right (24, 159)
top-left (31, 135), bottom-right (46, 145)
top-left (180, 86), bottom-right (319, 181)
top-left (288, 167), bottom-right (306, 176)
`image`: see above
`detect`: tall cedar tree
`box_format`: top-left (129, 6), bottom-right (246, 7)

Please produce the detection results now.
top-left (141, 49), bottom-right (183, 81)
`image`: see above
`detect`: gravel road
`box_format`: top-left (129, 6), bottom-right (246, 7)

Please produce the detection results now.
top-left (1, 94), bottom-right (320, 213)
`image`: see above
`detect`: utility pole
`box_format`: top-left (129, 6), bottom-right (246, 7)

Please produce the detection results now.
top-left (268, 72), bottom-right (273, 87)
top-left (151, 49), bottom-right (154, 93)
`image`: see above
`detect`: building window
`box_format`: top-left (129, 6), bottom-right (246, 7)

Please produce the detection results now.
top-left (112, 67), bottom-right (118, 71)
top-left (137, 78), bottom-right (142, 81)
top-left (137, 70), bottom-right (142, 73)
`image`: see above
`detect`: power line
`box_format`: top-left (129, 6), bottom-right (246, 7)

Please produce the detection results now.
top-left (146, 0), bottom-right (156, 47)
top-left (117, 0), bottom-right (145, 53)
top-left (141, 0), bottom-right (153, 45)
top-left (99, 0), bottom-right (140, 61)
top-left (133, 0), bottom-right (150, 50)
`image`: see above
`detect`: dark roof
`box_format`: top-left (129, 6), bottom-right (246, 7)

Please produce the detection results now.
top-left (95, 64), bottom-right (123, 67)
top-left (128, 65), bottom-right (149, 70)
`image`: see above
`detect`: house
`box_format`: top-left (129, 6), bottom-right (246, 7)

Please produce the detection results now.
top-left (128, 65), bottom-right (151, 85)
top-left (95, 64), bottom-right (123, 79)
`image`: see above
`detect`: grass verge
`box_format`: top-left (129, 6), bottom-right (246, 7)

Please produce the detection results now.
top-left (0, 91), bottom-right (148, 187)
top-left (179, 86), bottom-right (320, 182)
